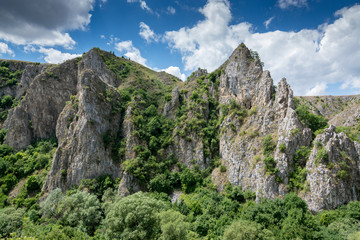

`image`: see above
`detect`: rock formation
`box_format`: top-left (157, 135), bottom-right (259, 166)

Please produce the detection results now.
top-left (1, 44), bottom-right (360, 211)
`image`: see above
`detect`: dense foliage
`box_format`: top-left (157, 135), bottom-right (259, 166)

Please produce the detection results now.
top-left (294, 98), bottom-right (328, 133)
top-left (1, 52), bottom-right (360, 240)
top-left (0, 61), bottom-right (23, 87)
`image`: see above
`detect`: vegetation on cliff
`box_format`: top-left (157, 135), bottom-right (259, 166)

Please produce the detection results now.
top-left (0, 46), bottom-right (360, 239)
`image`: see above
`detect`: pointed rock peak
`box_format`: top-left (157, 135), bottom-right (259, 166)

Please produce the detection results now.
top-left (226, 43), bottom-right (263, 69)
top-left (78, 48), bottom-right (117, 86)
top-left (187, 68), bottom-right (208, 82)
top-left (275, 77), bottom-right (295, 109)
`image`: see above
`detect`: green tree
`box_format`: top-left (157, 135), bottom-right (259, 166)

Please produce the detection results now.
top-left (0, 207), bottom-right (25, 238)
top-left (158, 210), bottom-right (191, 240)
top-left (102, 192), bottom-right (169, 239)
top-left (57, 191), bottom-right (102, 235)
top-left (222, 220), bottom-right (274, 240)
top-left (40, 188), bottom-right (63, 219)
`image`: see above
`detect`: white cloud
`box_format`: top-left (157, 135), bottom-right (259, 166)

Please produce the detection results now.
top-left (139, 22), bottom-right (159, 43)
top-left (160, 66), bottom-right (186, 81)
top-left (163, 0), bottom-right (360, 95)
top-left (0, 0), bottom-right (95, 48)
top-left (127, 0), bottom-right (152, 13)
top-left (167, 6), bottom-right (176, 15)
top-left (264, 17), bottom-right (275, 29)
top-left (245, 4), bottom-right (360, 95)
top-left (305, 82), bottom-right (327, 96)
top-left (0, 42), bottom-right (15, 57)
top-left (164, 0), bottom-right (251, 72)
top-left (37, 47), bottom-right (82, 64)
top-left (278, 0), bottom-right (307, 9)
top-left (100, 35), bottom-right (106, 39)
top-left (115, 40), bottom-right (147, 66)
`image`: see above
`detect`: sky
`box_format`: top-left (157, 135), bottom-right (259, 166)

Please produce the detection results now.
top-left (0, 0), bottom-right (359, 96)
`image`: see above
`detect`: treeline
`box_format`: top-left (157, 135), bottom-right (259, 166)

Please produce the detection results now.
top-left (2, 174), bottom-right (360, 239)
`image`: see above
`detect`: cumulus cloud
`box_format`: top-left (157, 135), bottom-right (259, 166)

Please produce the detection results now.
top-left (115, 40), bottom-right (147, 66)
top-left (0, 42), bottom-right (15, 57)
top-left (160, 66), bottom-right (186, 81)
top-left (245, 4), bottom-right (360, 95)
top-left (278, 0), bottom-right (307, 9)
top-left (0, 0), bottom-right (95, 48)
top-left (264, 17), bottom-right (275, 29)
top-left (37, 47), bottom-right (82, 64)
top-left (305, 82), bottom-right (327, 96)
top-left (139, 22), bottom-right (159, 43)
top-left (163, 0), bottom-right (360, 95)
top-left (164, 0), bottom-right (251, 72)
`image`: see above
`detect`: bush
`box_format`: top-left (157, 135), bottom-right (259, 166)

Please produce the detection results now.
top-left (264, 155), bottom-right (277, 175)
top-left (263, 135), bottom-right (276, 155)
top-left (279, 143), bottom-right (286, 153)
top-left (220, 165), bottom-right (226, 172)
top-left (315, 148), bottom-right (329, 165)
top-left (295, 104), bottom-right (328, 133)
top-left (25, 175), bottom-right (40, 193)
top-left (180, 168), bottom-right (201, 193)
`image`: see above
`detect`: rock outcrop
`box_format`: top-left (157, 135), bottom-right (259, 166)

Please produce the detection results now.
top-left (305, 125), bottom-right (360, 212)
top-left (218, 45), bottom-right (312, 199)
top-left (43, 69), bottom-right (122, 191)
top-left (4, 60), bottom-right (78, 150)
top-left (1, 43), bottom-right (360, 212)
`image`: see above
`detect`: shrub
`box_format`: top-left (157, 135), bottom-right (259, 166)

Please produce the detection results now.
top-left (295, 104), bottom-right (328, 133)
top-left (264, 155), bottom-right (277, 175)
top-left (315, 148), bottom-right (329, 165)
top-left (220, 165), bottom-right (227, 173)
top-left (25, 176), bottom-right (40, 193)
top-left (263, 135), bottom-right (276, 155)
top-left (279, 143), bottom-right (286, 153)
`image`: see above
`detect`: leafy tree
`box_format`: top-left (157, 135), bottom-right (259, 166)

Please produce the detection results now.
top-left (222, 220), bottom-right (274, 240)
top-left (40, 188), bottom-right (64, 219)
top-left (0, 207), bottom-right (25, 238)
top-left (57, 191), bottom-right (102, 235)
top-left (101, 192), bottom-right (169, 239)
top-left (158, 209), bottom-right (191, 240)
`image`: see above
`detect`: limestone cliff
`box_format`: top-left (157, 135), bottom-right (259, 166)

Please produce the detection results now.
top-left (1, 44), bottom-right (360, 212)
top-left (305, 125), bottom-right (360, 212)
top-left (43, 69), bottom-right (122, 191)
top-left (217, 44), bottom-right (312, 199)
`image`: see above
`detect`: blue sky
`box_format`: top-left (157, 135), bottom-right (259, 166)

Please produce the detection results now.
top-left (0, 0), bottom-right (359, 96)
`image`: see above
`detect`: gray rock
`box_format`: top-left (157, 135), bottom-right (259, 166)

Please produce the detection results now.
top-left (43, 69), bottom-right (122, 191)
top-left (305, 125), bottom-right (360, 212)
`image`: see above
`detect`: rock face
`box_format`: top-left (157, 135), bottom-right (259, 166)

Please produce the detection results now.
top-left (163, 87), bottom-right (180, 118)
top-left (2, 44), bottom-right (360, 212)
top-left (43, 69), bottom-right (122, 191)
top-left (305, 125), bottom-right (360, 212)
top-left (4, 60), bottom-right (78, 150)
top-left (218, 45), bottom-right (312, 199)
